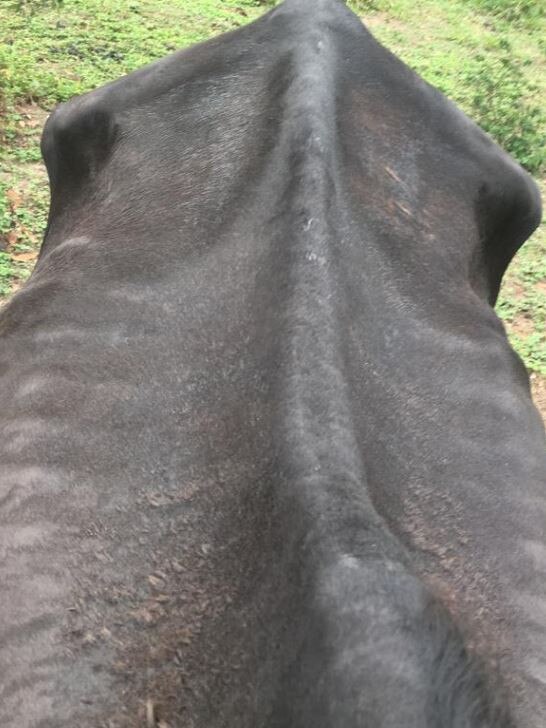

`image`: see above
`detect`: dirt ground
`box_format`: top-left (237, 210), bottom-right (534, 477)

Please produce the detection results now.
top-left (531, 375), bottom-right (546, 426)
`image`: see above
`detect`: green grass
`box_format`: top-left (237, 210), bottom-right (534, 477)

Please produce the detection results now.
top-left (0, 0), bottom-right (545, 380)
top-left (357, 0), bottom-right (546, 172)
top-left (0, 0), bottom-right (266, 109)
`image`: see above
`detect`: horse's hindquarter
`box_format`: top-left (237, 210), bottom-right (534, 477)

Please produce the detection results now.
top-left (0, 0), bottom-right (545, 725)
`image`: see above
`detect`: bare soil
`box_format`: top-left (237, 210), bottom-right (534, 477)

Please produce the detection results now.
top-left (531, 374), bottom-right (546, 426)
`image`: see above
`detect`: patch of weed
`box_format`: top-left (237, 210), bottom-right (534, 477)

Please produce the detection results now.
top-left (464, 0), bottom-right (544, 24)
top-left (460, 46), bottom-right (546, 172)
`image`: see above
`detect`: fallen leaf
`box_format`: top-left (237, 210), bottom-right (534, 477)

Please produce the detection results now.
top-left (5, 188), bottom-right (22, 209)
top-left (12, 251), bottom-right (37, 262)
top-left (6, 231), bottom-right (19, 247)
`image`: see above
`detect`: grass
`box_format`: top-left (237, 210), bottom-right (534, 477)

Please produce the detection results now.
top-left (0, 0), bottom-right (545, 389)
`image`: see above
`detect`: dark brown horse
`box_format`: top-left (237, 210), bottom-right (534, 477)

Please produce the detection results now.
top-left (1, 1), bottom-right (544, 725)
